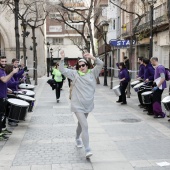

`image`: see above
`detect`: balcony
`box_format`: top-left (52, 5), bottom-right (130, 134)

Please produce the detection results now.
top-left (99, 0), bottom-right (109, 7)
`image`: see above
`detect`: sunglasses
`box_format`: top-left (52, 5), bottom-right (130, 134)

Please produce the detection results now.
top-left (78, 64), bottom-right (86, 68)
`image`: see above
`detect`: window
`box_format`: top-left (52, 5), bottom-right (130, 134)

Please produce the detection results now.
top-left (49, 13), bottom-right (61, 19)
top-left (65, 23), bottom-right (83, 30)
top-left (52, 38), bottom-right (63, 45)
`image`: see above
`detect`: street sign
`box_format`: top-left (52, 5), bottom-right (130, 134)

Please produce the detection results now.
top-left (109, 39), bottom-right (136, 48)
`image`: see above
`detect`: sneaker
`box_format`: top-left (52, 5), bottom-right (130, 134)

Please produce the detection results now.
top-left (0, 133), bottom-right (9, 141)
top-left (2, 128), bottom-right (12, 135)
top-left (8, 122), bottom-right (18, 127)
top-left (86, 151), bottom-right (93, 159)
top-left (76, 139), bottom-right (83, 148)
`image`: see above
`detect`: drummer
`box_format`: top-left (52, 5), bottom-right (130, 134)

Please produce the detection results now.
top-left (0, 56), bottom-right (19, 141)
top-left (137, 57), bottom-right (145, 81)
top-left (150, 57), bottom-right (166, 118)
top-left (12, 58), bottom-right (27, 81)
top-left (137, 58), bottom-right (155, 112)
top-left (116, 62), bottom-right (130, 105)
top-left (5, 64), bottom-right (24, 126)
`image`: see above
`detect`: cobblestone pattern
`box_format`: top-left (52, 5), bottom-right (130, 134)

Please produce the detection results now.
top-left (12, 143), bottom-right (89, 166)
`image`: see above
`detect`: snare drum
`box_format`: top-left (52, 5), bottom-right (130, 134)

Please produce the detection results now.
top-left (17, 95), bottom-right (35, 112)
top-left (7, 98), bottom-right (29, 121)
top-left (19, 89), bottom-right (35, 98)
top-left (133, 82), bottom-right (145, 92)
top-left (112, 85), bottom-right (121, 96)
top-left (131, 80), bottom-right (140, 88)
top-left (19, 84), bottom-right (35, 91)
top-left (162, 96), bottom-right (170, 111)
top-left (141, 91), bottom-right (153, 104)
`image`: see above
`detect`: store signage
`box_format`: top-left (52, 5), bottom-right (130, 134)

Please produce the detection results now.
top-left (109, 39), bottom-right (136, 47)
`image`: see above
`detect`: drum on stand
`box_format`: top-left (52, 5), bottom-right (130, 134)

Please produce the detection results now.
top-left (7, 98), bottom-right (29, 121)
top-left (141, 91), bottom-right (153, 104)
top-left (133, 82), bottom-right (145, 92)
top-left (19, 89), bottom-right (35, 98)
top-left (162, 96), bottom-right (170, 111)
top-left (17, 95), bottom-right (35, 112)
top-left (131, 80), bottom-right (140, 88)
top-left (112, 85), bottom-right (121, 96)
top-left (19, 84), bottom-right (35, 91)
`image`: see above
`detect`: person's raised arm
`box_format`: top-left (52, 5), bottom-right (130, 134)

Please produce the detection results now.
top-left (59, 50), bottom-right (76, 80)
top-left (0, 68), bottom-right (19, 83)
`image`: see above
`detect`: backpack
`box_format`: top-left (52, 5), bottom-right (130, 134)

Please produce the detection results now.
top-left (165, 68), bottom-right (170, 81)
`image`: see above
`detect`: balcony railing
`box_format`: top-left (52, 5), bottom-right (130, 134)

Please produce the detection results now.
top-left (121, 2), bottom-right (168, 37)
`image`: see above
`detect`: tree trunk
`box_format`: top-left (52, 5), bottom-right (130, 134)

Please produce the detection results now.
top-left (32, 27), bottom-right (38, 85)
top-left (14, 0), bottom-right (20, 60)
top-left (23, 27), bottom-right (27, 66)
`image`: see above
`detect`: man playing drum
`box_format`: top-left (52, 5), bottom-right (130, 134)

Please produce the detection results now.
top-left (0, 56), bottom-right (19, 141)
top-left (136, 57), bottom-right (145, 108)
top-left (137, 58), bottom-right (155, 114)
top-left (150, 57), bottom-right (166, 118)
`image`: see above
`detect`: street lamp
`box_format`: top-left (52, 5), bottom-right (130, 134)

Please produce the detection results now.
top-left (50, 48), bottom-right (53, 74)
top-left (148, 0), bottom-right (157, 59)
top-left (102, 21), bottom-right (109, 86)
top-left (110, 46), bottom-right (114, 89)
top-left (46, 42), bottom-right (50, 77)
top-left (87, 34), bottom-right (90, 52)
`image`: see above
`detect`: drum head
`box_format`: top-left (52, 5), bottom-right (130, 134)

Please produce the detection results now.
top-left (18, 95), bottom-right (35, 101)
top-left (133, 82), bottom-right (144, 89)
top-left (7, 98), bottom-right (29, 107)
top-left (113, 85), bottom-right (120, 90)
top-left (19, 84), bottom-right (35, 89)
top-left (162, 96), bottom-right (170, 103)
top-left (141, 91), bottom-right (152, 96)
top-left (131, 80), bottom-right (140, 85)
top-left (21, 89), bottom-right (35, 96)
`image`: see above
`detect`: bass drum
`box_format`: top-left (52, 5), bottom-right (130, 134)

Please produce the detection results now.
top-left (7, 98), bottom-right (29, 121)
top-left (17, 95), bottom-right (35, 112)
top-left (19, 89), bottom-right (35, 98)
top-left (112, 85), bottom-right (121, 96)
top-left (19, 84), bottom-right (35, 91)
top-left (133, 82), bottom-right (145, 92)
top-left (141, 91), bottom-right (153, 104)
top-left (131, 80), bottom-right (140, 88)
top-left (162, 96), bottom-right (170, 111)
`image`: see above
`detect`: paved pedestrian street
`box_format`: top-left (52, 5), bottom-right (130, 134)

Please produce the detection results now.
top-left (1, 77), bottom-right (170, 170)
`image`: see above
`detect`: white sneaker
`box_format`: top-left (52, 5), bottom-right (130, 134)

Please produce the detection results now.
top-left (76, 139), bottom-right (83, 148)
top-left (86, 151), bottom-right (93, 158)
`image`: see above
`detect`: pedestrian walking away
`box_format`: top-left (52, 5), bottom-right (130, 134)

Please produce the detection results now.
top-left (52, 63), bottom-right (64, 103)
top-left (150, 57), bottom-right (166, 118)
top-left (116, 62), bottom-right (130, 105)
top-left (59, 50), bottom-right (103, 158)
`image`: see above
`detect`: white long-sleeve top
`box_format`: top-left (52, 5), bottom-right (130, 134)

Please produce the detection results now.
top-left (59, 58), bottom-right (103, 113)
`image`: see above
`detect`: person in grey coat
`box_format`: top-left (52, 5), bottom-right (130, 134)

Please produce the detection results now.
top-left (59, 50), bottom-right (103, 158)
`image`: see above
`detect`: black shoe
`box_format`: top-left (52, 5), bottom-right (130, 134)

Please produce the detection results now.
top-left (116, 101), bottom-right (122, 103)
top-left (0, 133), bottom-right (9, 141)
top-left (121, 102), bottom-right (127, 105)
top-left (147, 112), bottom-right (154, 115)
top-left (154, 114), bottom-right (165, 118)
top-left (57, 99), bottom-right (60, 103)
top-left (140, 105), bottom-right (145, 108)
top-left (143, 109), bottom-right (147, 112)
top-left (168, 119), bottom-right (170, 122)
top-left (8, 122), bottom-right (18, 127)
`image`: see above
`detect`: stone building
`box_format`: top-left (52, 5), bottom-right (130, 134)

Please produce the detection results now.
top-left (0, 4), bottom-right (46, 77)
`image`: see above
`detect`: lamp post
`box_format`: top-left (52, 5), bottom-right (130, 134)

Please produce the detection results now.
top-left (148, 0), bottom-right (157, 59)
top-left (102, 21), bottom-right (109, 86)
top-left (47, 42), bottom-right (50, 77)
top-left (50, 48), bottom-right (53, 74)
top-left (87, 34), bottom-right (90, 53)
top-left (21, 20), bottom-right (30, 66)
top-left (110, 46), bottom-right (114, 89)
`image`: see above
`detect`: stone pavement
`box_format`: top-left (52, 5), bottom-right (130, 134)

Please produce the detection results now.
top-left (0, 76), bottom-right (170, 170)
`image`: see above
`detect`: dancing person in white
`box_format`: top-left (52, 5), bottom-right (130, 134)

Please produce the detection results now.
top-left (59, 50), bottom-right (103, 158)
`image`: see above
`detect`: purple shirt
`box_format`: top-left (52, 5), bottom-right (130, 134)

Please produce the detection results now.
top-left (0, 68), bottom-right (7, 98)
top-left (13, 69), bottom-right (24, 81)
top-left (138, 64), bottom-right (145, 79)
top-left (7, 77), bottom-right (19, 91)
top-left (119, 68), bottom-right (130, 83)
top-left (144, 63), bottom-right (155, 81)
top-left (154, 65), bottom-right (167, 89)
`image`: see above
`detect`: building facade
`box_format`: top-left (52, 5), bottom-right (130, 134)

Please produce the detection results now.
top-left (0, 5), bottom-right (46, 77)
